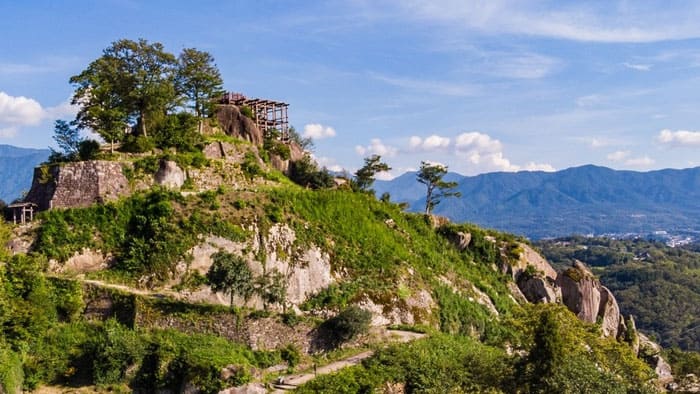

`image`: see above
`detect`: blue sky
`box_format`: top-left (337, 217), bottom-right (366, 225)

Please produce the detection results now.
top-left (3, 1), bottom-right (700, 177)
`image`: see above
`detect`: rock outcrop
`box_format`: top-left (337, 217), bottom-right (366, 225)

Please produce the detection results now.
top-left (215, 105), bottom-right (264, 145)
top-left (556, 260), bottom-right (622, 338)
top-left (25, 160), bottom-right (130, 211)
top-left (154, 160), bottom-right (186, 188)
top-left (639, 333), bottom-right (675, 386)
top-left (598, 286), bottom-right (621, 338)
top-left (517, 274), bottom-right (560, 303)
top-left (177, 224), bottom-right (334, 311)
top-left (501, 243), bottom-right (560, 304)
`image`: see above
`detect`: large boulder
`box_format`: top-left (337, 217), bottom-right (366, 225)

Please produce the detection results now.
top-left (517, 274), bottom-right (560, 303)
top-left (556, 260), bottom-right (601, 324)
top-left (154, 160), bottom-right (186, 189)
top-left (504, 243), bottom-right (558, 282)
top-left (639, 333), bottom-right (675, 386)
top-left (215, 105), bottom-right (264, 145)
top-left (556, 260), bottom-right (623, 338)
top-left (598, 286), bottom-right (621, 338)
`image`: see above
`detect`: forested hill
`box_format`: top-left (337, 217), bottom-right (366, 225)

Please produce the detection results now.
top-left (374, 165), bottom-right (700, 239)
top-left (0, 145), bottom-right (50, 203)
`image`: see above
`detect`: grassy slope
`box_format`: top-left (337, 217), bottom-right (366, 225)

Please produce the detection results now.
top-left (0, 167), bottom-right (659, 392)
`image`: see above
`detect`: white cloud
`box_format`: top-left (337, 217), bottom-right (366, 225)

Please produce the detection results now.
top-left (623, 62), bottom-right (652, 71)
top-left (454, 132), bottom-right (503, 153)
top-left (355, 138), bottom-right (398, 157)
top-left (657, 129), bottom-right (700, 146)
top-left (313, 155), bottom-right (345, 172)
top-left (390, 1), bottom-right (700, 43)
top-left (0, 92), bottom-right (44, 126)
top-left (408, 134), bottom-right (450, 151)
top-left (453, 131), bottom-right (554, 173)
top-left (302, 123), bottom-right (336, 139)
top-left (522, 162), bottom-right (556, 172)
top-left (0, 92), bottom-right (78, 139)
top-left (625, 156), bottom-right (655, 167)
top-left (607, 150), bottom-right (631, 162)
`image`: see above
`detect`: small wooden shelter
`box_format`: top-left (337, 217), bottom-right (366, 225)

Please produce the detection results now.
top-left (8, 202), bottom-right (37, 224)
top-left (220, 92), bottom-right (290, 141)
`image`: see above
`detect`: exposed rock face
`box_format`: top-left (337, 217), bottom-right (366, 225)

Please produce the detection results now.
top-left (25, 161), bottom-right (129, 210)
top-left (215, 105), bottom-right (263, 145)
top-left (639, 333), bottom-right (675, 386)
top-left (506, 243), bottom-right (558, 281)
top-left (50, 248), bottom-right (109, 274)
top-left (154, 160), bottom-right (186, 188)
top-left (598, 286), bottom-right (621, 338)
top-left (556, 260), bottom-right (622, 338)
top-left (178, 224), bottom-right (334, 311)
top-left (517, 275), bottom-right (560, 304)
top-left (448, 231), bottom-right (472, 251)
top-left (357, 289), bottom-right (436, 326)
top-left (556, 261), bottom-right (601, 324)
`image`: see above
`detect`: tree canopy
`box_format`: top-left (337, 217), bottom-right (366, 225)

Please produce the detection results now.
top-left (69, 38), bottom-right (224, 151)
top-left (354, 155), bottom-right (390, 192)
top-left (416, 161), bottom-right (461, 214)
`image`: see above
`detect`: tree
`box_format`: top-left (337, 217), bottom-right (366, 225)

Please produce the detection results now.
top-left (176, 48), bottom-right (224, 132)
top-left (256, 269), bottom-right (287, 312)
top-left (206, 251), bottom-right (254, 308)
top-left (527, 309), bottom-right (565, 392)
top-left (288, 155), bottom-right (334, 189)
top-left (353, 154), bottom-right (390, 192)
top-left (51, 120), bottom-right (82, 161)
top-left (416, 161), bottom-right (461, 214)
top-left (288, 126), bottom-right (314, 151)
top-left (70, 38), bottom-right (178, 139)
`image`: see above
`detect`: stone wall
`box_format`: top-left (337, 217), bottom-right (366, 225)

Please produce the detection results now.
top-left (25, 160), bottom-right (130, 211)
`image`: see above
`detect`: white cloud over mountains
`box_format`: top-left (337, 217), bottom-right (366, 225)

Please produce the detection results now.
top-left (657, 129), bottom-right (700, 147)
top-left (0, 91), bottom-right (76, 138)
top-left (357, 131), bottom-right (554, 174)
top-left (408, 135), bottom-right (450, 151)
top-left (606, 150), bottom-right (654, 167)
top-left (355, 138), bottom-right (398, 157)
top-left (302, 123), bottom-right (336, 139)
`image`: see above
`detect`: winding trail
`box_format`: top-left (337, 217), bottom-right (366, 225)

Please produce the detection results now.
top-left (270, 330), bottom-right (425, 392)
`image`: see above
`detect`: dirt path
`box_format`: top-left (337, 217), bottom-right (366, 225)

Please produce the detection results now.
top-left (271, 329), bottom-right (425, 392)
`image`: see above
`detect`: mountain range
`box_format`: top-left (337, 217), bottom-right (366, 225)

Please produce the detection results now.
top-left (374, 165), bottom-right (700, 239)
top-left (0, 144), bottom-right (50, 203)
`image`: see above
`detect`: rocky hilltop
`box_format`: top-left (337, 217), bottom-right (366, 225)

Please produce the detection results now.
top-left (0, 104), bottom-right (693, 393)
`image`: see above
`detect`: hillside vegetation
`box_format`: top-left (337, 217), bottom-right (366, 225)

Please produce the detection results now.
top-left (0, 37), bottom-right (683, 393)
top-left (0, 166), bottom-right (663, 392)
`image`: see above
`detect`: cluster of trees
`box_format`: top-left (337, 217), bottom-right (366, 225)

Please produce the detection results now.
top-left (52, 38), bottom-right (224, 159)
top-left (351, 155), bottom-right (459, 214)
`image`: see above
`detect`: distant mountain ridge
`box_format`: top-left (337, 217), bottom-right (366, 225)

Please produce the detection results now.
top-left (374, 165), bottom-right (700, 239)
top-left (0, 144), bottom-right (50, 203)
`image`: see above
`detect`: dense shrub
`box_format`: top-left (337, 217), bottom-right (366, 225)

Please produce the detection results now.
top-left (288, 156), bottom-right (334, 189)
top-left (321, 306), bottom-right (371, 346)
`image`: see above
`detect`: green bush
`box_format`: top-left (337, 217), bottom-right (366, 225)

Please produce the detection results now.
top-left (0, 346), bottom-right (22, 394)
top-left (239, 105), bottom-right (254, 120)
top-left (321, 306), bottom-right (371, 345)
top-left (240, 152), bottom-right (262, 180)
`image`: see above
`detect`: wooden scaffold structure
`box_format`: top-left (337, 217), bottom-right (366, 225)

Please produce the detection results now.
top-left (220, 92), bottom-right (290, 141)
